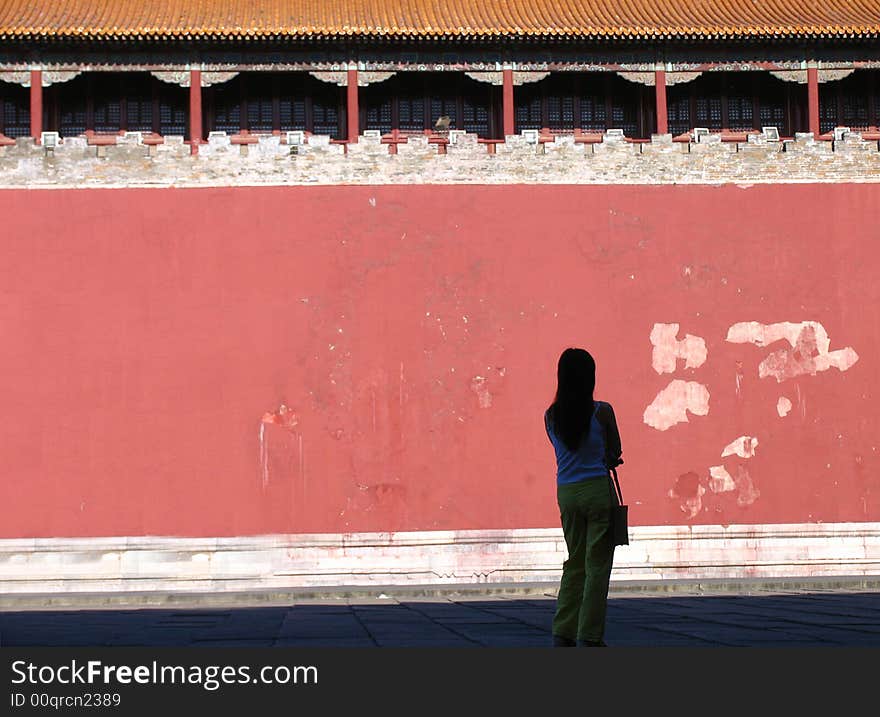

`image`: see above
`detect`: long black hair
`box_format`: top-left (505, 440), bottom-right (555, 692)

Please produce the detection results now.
top-left (548, 348), bottom-right (596, 452)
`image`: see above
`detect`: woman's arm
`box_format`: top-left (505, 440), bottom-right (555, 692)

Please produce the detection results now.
top-left (597, 402), bottom-right (623, 468)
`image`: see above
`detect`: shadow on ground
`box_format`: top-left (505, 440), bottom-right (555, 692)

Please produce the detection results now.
top-left (2, 592), bottom-right (879, 647)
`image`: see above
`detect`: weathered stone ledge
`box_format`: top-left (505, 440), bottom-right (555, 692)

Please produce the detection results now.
top-left (1, 131), bottom-right (879, 187)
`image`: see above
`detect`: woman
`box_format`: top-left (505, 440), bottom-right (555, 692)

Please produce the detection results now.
top-left (544, 347), bottom-right (623, 647)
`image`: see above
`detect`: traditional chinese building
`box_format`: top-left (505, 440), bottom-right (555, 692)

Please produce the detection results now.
top-left (1, 3), bottom-right (879, 594)
top-left (2, 1), bottom-right (880, 147)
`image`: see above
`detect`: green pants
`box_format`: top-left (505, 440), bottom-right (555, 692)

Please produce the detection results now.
top-left (552, 477), bottom-right (616, 643)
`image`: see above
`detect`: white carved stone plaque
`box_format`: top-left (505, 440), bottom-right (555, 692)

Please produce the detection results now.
top-left (769, 69), bottom-right (856, 84)
top-left (309, 71), bottom-right (396, 87)
top-left (465, 71), bottom-right (550, 86)
top-left (151, 71), bottom-right (239, 88)
top-left (1, 70), bottom-right (81, 87)
top-left (617, 71), bottom-right (702, 86)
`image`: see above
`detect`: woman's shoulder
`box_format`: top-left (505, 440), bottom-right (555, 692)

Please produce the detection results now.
top-left (594, 400), bottom-right (616, 420)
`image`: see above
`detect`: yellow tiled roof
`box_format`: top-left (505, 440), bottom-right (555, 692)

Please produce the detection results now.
top-left (1, 0), bottom-right (879, 40)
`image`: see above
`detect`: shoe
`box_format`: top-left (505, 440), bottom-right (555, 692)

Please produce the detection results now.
top-left (552, 635), bottom-right (576, 647)
top-left (576, 639), bottom-right (608, 647)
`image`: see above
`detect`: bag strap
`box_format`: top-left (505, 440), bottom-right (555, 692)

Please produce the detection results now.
top-left (598, 404), bottom-right (624, 504)
top-left (609, 466), bottom-right (624, 504)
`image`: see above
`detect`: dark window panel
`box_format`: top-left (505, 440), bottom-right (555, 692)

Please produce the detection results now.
top-left (759, 103), bottom-right (785, 129)
top-left (55, 78), bottom-right (88, 137)
top-left (126, 97), bottom-right (153, 132)
top-left (159, 102), bottom-right (186, 136)
top-left (430, 96), bottom-right (458, 128)
top-left (1, 86), bottom-right (30, 137)
top-left (515, 91), bottom-right (542, 130)
top-left (820, 70), bottom-right (877, 132)
top-left (460, 77), bottom-right (491, 136)
top-left (579, 94), bottom-right (607, 132)
top-left (461, 96), bottom-right (489, 135)
top-left (247, 98), bottom-right (274, 132)
top-left (311, 97), bottom-right (340, 136)
top-left (122, 74), bottom-right (155, 132)
top-left (364, 95), bottom-right (392, 134)
top-left (211, 80), bottom-right (242, 133)
top-left (398, 94), bottom-right (425, 132)
top-left (244, 74), bottom-right (275, 132)
top-left (667, 95), bottom-right (690, 136)
top-left (610, 97), bottom-right (638, 136)
top-left (727, 95), bottom-right (753, 130)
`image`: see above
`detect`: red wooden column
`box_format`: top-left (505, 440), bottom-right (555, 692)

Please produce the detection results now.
top-left (807, 62), bottom-right (820, 137)
top-left (29, 69), bottom-right (42, 142)
top-left (655, 66), bottom-right (668, 135)
top-left (347, 66), bottom-right (359, 143)
top-left (502, 68), bottom-right (515, 137)
top-left (189, 68), bottom-right (202, 155)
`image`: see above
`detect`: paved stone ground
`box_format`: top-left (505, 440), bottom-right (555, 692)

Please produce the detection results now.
top-left (2, 588), bottom-right (879, 647)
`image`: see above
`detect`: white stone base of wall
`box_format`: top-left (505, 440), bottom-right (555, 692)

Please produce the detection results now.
top-left (1, 522), bottom-right (878, 594)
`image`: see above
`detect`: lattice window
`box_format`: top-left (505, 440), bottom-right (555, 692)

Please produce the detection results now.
top-left (93, 99), bottom-right (121, 133)
top-left (430, 96), bottom-right (458, 129)
top-left (609, 98), bottom-right (638, 136)
top-left (311, 97), bottom-right (339, 137)
top-left (55, 79), bottom-right (87, 137)
top-left (247, 97), bottom-right (274, 133)
top-left (819, 94), bottom-right (838, 134)
top-left (240, 74), bottom-right (275, 132)
top-left (515, 88), bottom-right (542, 131)
top-left (125, 97), bottom-right (153, 132)
top-left (546, 95), bottom-right (561, 129)
top-left (667, 96), bottom-right (690, 136)
top-left (579, 95), bottom-right (606, 132)
top-left (516, 77), bottom-right (577, 133)
top-left (759, 104), bottom-right (785, 131)
top-left (364, 95), bottom-right (393, 134)
top-left (159, 99), bottom-right (186, 136)
top-left (279, 97), bottom-right (305, 131)
top-left (118, 74), bottom-right (153, 132)
top-left (397, 94), bottom-right (425, 132)
top-left (88, 75), bottom-right (123, 134)
top-left (726, 95), bottom-right (753, 131)
top-left (461, 95), bottom-right (490, 136)
top-left (841, 93), bottom-right (871, 131)
top-left (1, 89), bottom-right (29, 137)
top-left (835, 70), bottom-right (877, 131)
top-left (211, 81), bottom-right (242, 133)
top-left (693, 96), bottom-right (723, 131)
top-left (561, 95), bottom-right (575, 129)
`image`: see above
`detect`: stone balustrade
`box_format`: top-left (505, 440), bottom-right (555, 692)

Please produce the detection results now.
top-left (1, 130), bottom-right (878, 187)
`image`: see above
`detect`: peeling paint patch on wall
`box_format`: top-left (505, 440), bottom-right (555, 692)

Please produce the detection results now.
top-left (259, 423), bottom-right (269, 489)
top-left (722, 435), bottom-right (759, 459)
top-left (261, 404), bottom-right (299, 432)
top-left (726, 321), bottom-right (860, 382)
top-left (777, 396), bottom-right (793, 417)
top-left (650, 323), bottom-right (708, 374)
top-left (259, 405), bottom-right (300, 489)
top-left (470, 376), bottom-right (492, 408)
top-left (733, 465), bottom-right (761, 506)
top-left (643, 380), bottom-right (710, 431)
top-left (669, 472), bottom-right (706, 518)
top-left (708, 466), bottom-right (736, 493)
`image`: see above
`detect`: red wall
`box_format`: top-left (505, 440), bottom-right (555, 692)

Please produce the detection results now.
top-left (1, 184), bottom-right (877, 538)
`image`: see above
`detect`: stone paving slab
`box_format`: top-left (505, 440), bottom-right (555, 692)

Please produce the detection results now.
top-left (1, 588), bottom-right (879, 647)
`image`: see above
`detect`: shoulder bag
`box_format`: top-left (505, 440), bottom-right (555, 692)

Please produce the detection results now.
top-left (609, 466), bottom-right (629, 546)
